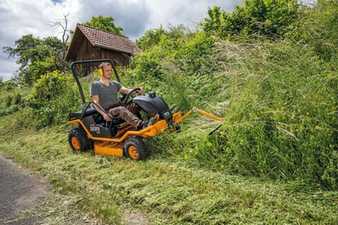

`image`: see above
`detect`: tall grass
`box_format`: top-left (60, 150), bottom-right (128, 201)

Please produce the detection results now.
top-left (126, 31), bottom-right (337, 189)
top-left (194, 41), bottom-right (337, 189)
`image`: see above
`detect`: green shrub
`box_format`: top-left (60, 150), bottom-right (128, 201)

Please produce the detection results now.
top-left (129, 31), bottom-right (227, 110)
top-left (2, 80), bottom-right (16, 91)
top-left (5, 95), bottom-right (13, 107)
top-left (27, 71), bottom-right (80, 128)
top-left (174, 32), bottom-right (216, 76)
top-left (0, 105), bottom-right (19, 117)
top-left (12, 93), bottom-right (22, 105)
top-left (137, 26), bottom-right (167, 50)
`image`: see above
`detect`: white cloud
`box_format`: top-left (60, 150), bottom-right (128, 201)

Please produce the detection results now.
top-left (0, 55), bottom-right (18, 80)
top-left (0, 0), bottom-right (240, 80)
top-left (144, 0), bottom-right (241, 30)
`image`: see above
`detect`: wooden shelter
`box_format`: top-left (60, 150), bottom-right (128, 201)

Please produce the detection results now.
top-left (65, 24), bottom-right (138, 66)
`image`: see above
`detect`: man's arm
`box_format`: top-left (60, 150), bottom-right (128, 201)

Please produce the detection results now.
top-left (91, 95), bottom-right (112, 121)
top-left (119, 86), bottom-right (144, 95)
top-left (119, 86), bottom-right (131, 95)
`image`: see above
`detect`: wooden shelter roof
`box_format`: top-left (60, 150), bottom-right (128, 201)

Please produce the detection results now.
top-left (65, 24), bottom-right (138, 61)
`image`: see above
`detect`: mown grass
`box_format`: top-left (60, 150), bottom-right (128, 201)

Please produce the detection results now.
top-left (0, 113), bottom-right (337, 225)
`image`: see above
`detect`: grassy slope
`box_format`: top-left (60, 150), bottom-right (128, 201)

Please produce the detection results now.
top-left (0, 113), bottom-right (337, 225)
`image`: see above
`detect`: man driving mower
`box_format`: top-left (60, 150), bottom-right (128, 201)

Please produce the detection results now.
top-left (91, 62), bottom-right (147, 129)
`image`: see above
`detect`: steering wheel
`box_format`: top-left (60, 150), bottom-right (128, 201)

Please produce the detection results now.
top-left (121, 88), bottom-right (142, 105)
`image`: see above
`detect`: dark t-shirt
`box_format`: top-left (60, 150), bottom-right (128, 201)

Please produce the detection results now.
top-left (90, 80), bottom-right (122, 110)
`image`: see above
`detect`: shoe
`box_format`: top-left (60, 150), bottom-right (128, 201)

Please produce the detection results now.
top-left (137, 117), bottom-right (156, 130)
top-left (137, 120), bottom-right (149, 130)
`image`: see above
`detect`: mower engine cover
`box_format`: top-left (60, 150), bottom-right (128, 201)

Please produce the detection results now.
top-left (133, 92), bottom-right (172, 120)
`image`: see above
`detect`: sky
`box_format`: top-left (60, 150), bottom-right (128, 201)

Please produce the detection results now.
top-left (0, 0), bottom-right (242, 80)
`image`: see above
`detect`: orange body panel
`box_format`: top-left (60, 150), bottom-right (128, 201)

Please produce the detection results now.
top-left (68, 112), bottom-right (185, 143)
top-left (94, 142), bottom-right (123, 157)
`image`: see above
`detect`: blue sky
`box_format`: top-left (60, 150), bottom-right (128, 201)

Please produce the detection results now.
top-left (0, 0), bottom-right (242, 80)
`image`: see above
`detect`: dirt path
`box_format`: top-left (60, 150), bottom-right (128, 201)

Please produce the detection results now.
top-left (0, 154), bottom-right (149, 225)
top-left (0, 155), bottom-right (47, 224)
top-left (0, 155), bottom-right (104, 225)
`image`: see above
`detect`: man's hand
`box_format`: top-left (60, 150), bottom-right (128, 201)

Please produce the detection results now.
top-left (136, 87), bottom-right (145, 95)
top-left (103, 113), bottom-right (112, 121)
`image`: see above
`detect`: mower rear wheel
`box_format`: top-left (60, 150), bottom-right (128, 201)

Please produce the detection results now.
top-left (68, 128), bottom-right (92, 152)
top-left (123, 137), bottom-right (147, 160)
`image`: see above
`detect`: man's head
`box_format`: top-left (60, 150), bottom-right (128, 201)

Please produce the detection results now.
top-left (98, 62), bottom-right (113, 79)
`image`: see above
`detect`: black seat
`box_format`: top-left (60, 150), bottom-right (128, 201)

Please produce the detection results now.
top-left (69, 107), bottom-right (98, 120)
top-left (94, 114), bottom-right (125, 125)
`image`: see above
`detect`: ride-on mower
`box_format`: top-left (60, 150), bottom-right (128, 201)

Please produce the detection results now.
top-left (67, 59), bottom-right (187, 160)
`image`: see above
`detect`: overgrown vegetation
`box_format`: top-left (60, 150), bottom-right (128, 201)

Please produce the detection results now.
top-left (25, 71), bottom-right (80, 128)
top-left (1, 1), bottom-right (337, 224)
top-left (123, 0), bottom-right (338, 190)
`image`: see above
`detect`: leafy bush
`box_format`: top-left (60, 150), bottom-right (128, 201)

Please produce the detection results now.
top-left (5, 95), bottom-right (13, 107)
top-left (174, 32), bottom-right (216, 76)
top-left (0, 89), bottom-right (23, 117)
top-left (0, 105), bottom-right (18, 117)
top-left (130, 30), bottom-right (227, 110)
top-left (137, 26), bottom-right (167, 50)
top-left (26, 71), bottom-right (80, 128)
top-left (12, 93), bottom-right (22, 105)
top-left (1, 80), bottom-right (17, 91)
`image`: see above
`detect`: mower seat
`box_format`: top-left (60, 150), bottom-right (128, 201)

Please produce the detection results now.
top-left (69, 107), bottom-right (97, 120)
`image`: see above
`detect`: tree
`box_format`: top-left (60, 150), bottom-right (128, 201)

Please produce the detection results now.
top-left (85, 16), bottom-right (123, 35)
top-left (3, 35), bottom-right (63, 85)
top-left (202, 0), bottom-right (299, 39)
top-left (137, 26), bottom-right (166, 50)
top-left (202, 6), bottom-right (226, 35)
top-left (137, 25), bottom-right (189, 50)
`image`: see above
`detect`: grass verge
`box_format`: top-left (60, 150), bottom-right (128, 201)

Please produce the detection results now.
top-left (0, 113), bottom-right (337, 225)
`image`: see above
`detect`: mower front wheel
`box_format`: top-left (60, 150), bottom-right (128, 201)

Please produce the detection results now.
top-left (123, 137), bottom-right (148, 160)
top-left (68, 128), bottom-right (92, 152)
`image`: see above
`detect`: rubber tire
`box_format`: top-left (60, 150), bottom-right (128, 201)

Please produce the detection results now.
top-left (123, 137), bottom-right (148, 160)
top-left (68, 127), bottom-right (91, 152)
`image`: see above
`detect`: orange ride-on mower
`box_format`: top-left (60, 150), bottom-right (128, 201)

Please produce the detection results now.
top-left (67, 59), bottom-right (186, 160)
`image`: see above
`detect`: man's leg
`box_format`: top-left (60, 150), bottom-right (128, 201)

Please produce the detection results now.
top-left (108, 106), bottom-right (142, 128)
